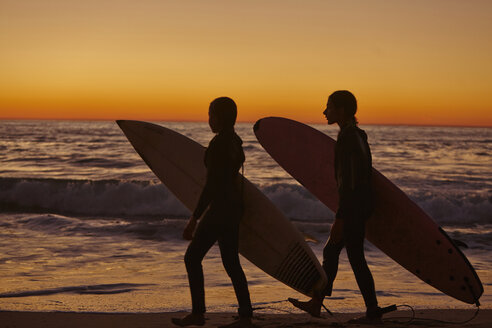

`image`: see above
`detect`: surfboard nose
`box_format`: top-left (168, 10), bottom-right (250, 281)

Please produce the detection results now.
top-left (253, 119), bottom-right (263, 132)
top-left (116, 120), bottom-right (127, 128)
top-left (116, 120), bottom-right (141, 131)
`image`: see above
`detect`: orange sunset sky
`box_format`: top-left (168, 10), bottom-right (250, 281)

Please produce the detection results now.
top-left (1, 0), bottom-right (491, 126)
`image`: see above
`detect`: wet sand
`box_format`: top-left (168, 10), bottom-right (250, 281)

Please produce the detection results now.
top-left (0, 309), bottom-right (490, 327)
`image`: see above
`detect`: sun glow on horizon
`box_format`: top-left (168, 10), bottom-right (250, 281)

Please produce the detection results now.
top-left (1, 0), bottom-right (491, 127)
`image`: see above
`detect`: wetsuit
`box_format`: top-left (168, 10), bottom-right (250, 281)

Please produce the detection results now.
top-left (322, 124), bottom-right (378, 310)
top-left (184, 129), bottom-right (252, 318)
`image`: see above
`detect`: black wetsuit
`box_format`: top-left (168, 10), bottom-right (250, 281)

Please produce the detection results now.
top-left (322, 124), bottom-right (378, 309)
top-left (184, 129), bottom-right (252, 318)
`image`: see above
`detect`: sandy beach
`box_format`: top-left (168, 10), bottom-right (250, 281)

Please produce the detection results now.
top-left (0, 309), bottom-right (490, 328)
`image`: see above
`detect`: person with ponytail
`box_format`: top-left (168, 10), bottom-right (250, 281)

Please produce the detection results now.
top-left (289, 90), bottom-right (383, 324)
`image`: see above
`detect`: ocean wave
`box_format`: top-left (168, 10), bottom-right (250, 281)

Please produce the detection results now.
top-left (261, 184), bottom-right (333, 221)
top-left (5, 213), bottom-right (186, 241)
top-left (0, 177), bottom-right (189, 218)
top-left (70, 157), bottom-right (135, 168)
top-left (0, 283), bottom-right (156, 298)
top-left (410, 191), bottom-right (492, 225)
top-left (0, 177), bottom-right (490, 226)
top-left (3, 213), bottom-right (490, 252)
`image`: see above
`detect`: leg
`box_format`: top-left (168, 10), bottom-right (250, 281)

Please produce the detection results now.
top-left (322, 218), bottom-right (345, 296)
top-left (343, 218), bottom-right (378, 311)
top-left (184, 214), bottom-right (219, 315)
top-left (217, 222), bottom-right (253, 319)
top-left (289, 219), bottom-right (344, 317)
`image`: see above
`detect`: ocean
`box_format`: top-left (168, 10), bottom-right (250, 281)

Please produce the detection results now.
top-left (0, 120), bottom-right (490, 314)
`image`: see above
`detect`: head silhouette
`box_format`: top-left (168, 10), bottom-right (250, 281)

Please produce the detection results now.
top-left (324, 90), bottom-right (358, 125)
top-left (329, 90), bottom-right (357, 118)
top-left (209, 97), bottom-right (237, 133)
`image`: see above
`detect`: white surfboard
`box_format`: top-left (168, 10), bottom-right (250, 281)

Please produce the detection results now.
top-left (117, 120), bottom-right (327, 297)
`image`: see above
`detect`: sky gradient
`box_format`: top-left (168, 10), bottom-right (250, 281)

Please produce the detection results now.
top-left (1, 0), bottom-right (491, 126)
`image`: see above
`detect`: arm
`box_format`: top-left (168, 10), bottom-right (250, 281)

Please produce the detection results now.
top-left (183, 138), bottom-right (229, 240)
top-left (336, 131), bottom-right (372, 219)
top-left (192, 138), bottom-right (228, 219)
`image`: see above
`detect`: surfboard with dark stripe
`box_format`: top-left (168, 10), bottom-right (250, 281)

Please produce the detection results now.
top-left (117, 120), bottom-right (327, 297)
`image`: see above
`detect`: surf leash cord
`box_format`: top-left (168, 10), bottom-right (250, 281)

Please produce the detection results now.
top-left (253, 300), bottom-right (480, 326)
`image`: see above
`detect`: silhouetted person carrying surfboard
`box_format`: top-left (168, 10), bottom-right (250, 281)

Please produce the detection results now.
top-left (289, 90), bottom-right (384, 324)
top-left (172, 97), bottom-right (254, 328)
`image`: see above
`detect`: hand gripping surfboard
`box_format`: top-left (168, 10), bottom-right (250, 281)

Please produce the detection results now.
top-left (117, 120), bottom-right (327, 297)
top-left (254, 117), bottom-right (483, 305)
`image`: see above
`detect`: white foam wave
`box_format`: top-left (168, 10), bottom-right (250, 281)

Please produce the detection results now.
top-left (261, 184), bottom-right (333, 221)
top-left (410, 191), bottom-right (492, 225)
top-left (0, 178), bottom-right (189, 218)
top-left (1, 178), bottom-right (490, 227)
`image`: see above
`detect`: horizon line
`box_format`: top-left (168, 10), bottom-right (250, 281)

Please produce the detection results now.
top-left (1, 117), bottom-right (491, 129)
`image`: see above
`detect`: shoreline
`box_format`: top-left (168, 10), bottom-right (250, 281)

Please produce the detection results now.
top-left (1, 309), bottom-right (490, 327)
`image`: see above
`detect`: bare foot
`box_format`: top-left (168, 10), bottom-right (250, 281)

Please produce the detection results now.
top-left (287, 297), bottom-right (321, 317)
top-left (171, 313), bottom-right (205, 327)
top-left (347, 306), bottom-right (393, 325)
